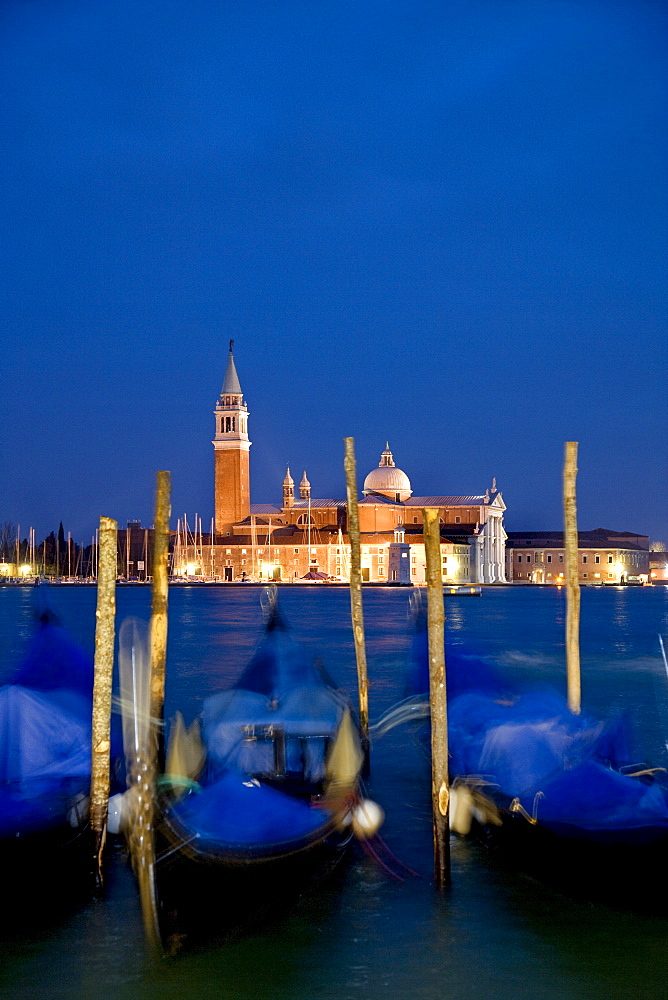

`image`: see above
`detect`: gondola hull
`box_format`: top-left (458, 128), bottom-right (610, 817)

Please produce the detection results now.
top-left (467, 800), bottom-right (668, 911)
top-left (154, 808), bottom-right (353, 948)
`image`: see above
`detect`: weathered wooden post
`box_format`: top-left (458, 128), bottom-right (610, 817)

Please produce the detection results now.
top-left (343, 438), bottom-right (369, 756)
top-left (150, 470), bottom-right (171, 742)
top-left (422, 507), bottom-right (450, 888)
top-left (129, 470), bottom-right (171, 955)
top-left (563, 442), bottom-right (581, 715)
top-left (90, 515), bottom-right (117, 891)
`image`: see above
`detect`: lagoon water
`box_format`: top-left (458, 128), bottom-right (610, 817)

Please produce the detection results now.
top-left (1, 584), bottom-right (667, 1000)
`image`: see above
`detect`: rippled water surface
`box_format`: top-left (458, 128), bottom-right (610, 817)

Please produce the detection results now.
top-left (1, 584), bottom-right (667, 999)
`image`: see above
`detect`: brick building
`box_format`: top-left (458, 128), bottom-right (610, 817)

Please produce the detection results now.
top-left (505, 529), bottom-right (650, 585)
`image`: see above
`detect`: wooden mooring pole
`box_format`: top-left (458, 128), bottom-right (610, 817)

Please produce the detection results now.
top-left (422, 507), bottom-right (450, 888)
top-left (132, 470), bottom-right (171, 955)
top-left (90, 515), bottom-right (117, 891)
top-left (563, 442), bottom-right (581, 715)
top-left (344, 438), bottom-right (369, 757)
top-left (150, 470), bottom-right (171, 743)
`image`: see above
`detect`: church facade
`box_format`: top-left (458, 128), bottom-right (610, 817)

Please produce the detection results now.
top-left (193, 344), bottom-right (507, 584)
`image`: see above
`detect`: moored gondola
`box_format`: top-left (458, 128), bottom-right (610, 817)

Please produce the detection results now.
top-left (0, 604), bottom-right (97, 913)
top-left (404, 597), bottom-right (668, 908)
top-left (117, 589), bottom-right (367, 952)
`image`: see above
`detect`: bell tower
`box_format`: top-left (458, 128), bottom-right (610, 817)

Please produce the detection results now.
top-left (213, 341), bottom-right (251, 534)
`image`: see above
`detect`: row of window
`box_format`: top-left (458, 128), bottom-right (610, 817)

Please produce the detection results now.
top-left (516, 572), bottom-right (617, 580)
top-left (226, 546), bottom-right (468, 559)
top-left (516, 553), bottom-right (615, 564)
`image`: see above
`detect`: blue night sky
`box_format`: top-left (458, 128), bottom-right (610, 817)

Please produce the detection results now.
top-left (1, 1), bottom-right (666, 546)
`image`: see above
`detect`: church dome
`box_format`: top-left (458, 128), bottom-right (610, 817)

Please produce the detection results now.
top-left (363, 444), bottom-right (412, 501)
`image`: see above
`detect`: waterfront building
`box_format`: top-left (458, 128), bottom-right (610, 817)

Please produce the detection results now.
top-left (649, 549), bottom-right (668, 584)
top-left (196, 344), bottom-right (507, 584)
top-left (505, 529), bottom-right (650, 585)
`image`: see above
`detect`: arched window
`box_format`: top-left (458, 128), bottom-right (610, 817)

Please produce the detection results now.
top-left (232, 417), bottom-right (236, 431)
top-left (225, 417), bottom-right (231, 432)
top-left (296, 513), bottom-right (315, 528)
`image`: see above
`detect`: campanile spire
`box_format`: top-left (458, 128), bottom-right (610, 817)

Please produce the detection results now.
top-left (213, 342), bottom-right (251, 534)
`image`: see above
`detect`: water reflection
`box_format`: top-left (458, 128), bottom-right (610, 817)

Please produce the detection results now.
top-left (0, 584), bottom-right (667, 999)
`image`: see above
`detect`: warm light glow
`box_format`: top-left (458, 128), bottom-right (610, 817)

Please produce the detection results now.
top-left (185, 563), bottom-right (198, 575)
top-left (449, 557), bottom-right (459, 573)
top-left (19, 564), bottom-right (32, 577)
top-left (0, 563), bottom-right (11, 575)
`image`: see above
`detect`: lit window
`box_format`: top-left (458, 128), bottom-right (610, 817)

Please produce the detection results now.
top-left (241, 549), bottom-right (247, 555)
top-left (378, 567), bottom-right (385, 576)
